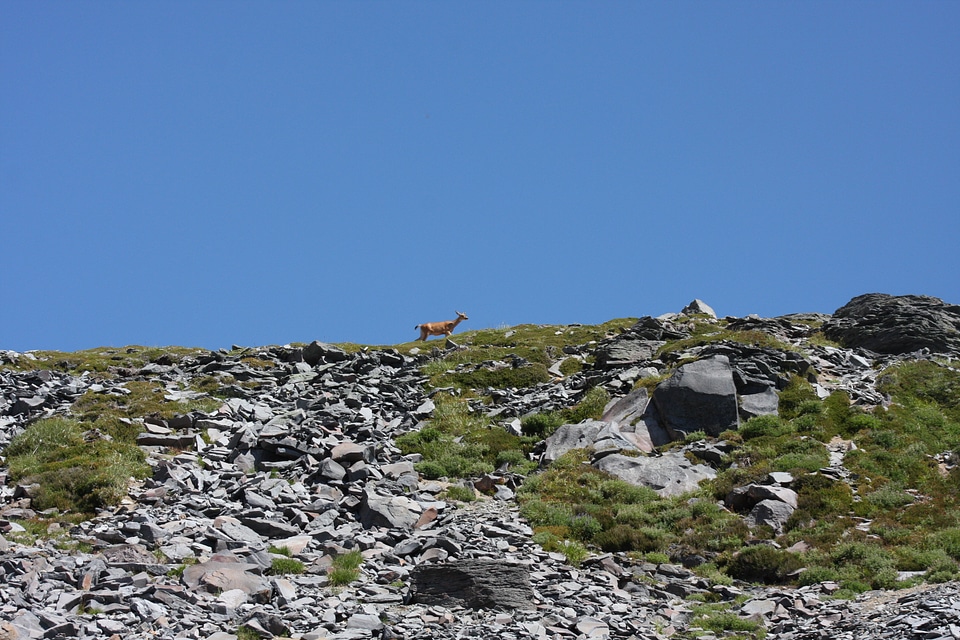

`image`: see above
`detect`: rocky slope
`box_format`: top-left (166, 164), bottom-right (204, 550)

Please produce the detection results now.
top-left (1, 293), bottom-right (959, 640)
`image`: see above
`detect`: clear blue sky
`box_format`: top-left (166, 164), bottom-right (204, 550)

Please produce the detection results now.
top-left (2, 2), bottom-right (958, 352)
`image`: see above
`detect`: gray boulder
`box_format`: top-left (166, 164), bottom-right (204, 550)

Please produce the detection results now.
top-left (593, 339), bottom-right (663, 369)
top-left (682, 299), bottom-right (717, 318)
top-left (409, 559), bottom-right (534, 610)
top-left (823, 293), bottom-right (960, 355)
top-left (746, 499), bottom-right (795, 534)
top-left (594, 452), bottom-right (716, 497)
top-left (651, 356), bottom-right (740, 438)
top-left (182, 559), bottom-right (272, 603)
top-left (539, 421), bottom-right (608, 465)
top-left (359, 489), bottom-right (421, 529)
top-left (301, 340), bottom-right (350, 366)
top-left (739, 387), bottom-right (780, 420)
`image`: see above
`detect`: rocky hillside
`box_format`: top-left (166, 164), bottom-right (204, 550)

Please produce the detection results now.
top-left (1, 293), bottom-right (959, 640)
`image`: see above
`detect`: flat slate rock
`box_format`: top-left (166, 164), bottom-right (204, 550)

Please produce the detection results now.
top-left (409, 559), bottom-right (535, 610)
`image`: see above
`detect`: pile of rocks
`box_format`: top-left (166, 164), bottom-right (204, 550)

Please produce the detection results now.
top-left (1, 294), bottom-right (959, 639)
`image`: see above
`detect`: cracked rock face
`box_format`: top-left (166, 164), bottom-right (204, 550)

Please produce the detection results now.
top-left (1, 297), bottom-right (959, 639)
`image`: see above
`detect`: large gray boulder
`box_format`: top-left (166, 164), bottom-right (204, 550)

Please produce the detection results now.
top-left (539, 421), bottom-right (605, 465)
top-left (823, 293), bottom-right (960, 355)
top-left (409, 559), bottom-right (534, 610)
top-left (651, 356), bottom-right (740, 438)
top-left (594, 452), bottom-right (716, 497)
top-left (746, 499), bottom-right (795, 534)
top-left (182, 557), bottom-right (272, 603)
top-left (539, 420), bottom-right (643, 464)
top-left (682, 299), bottom-right (717, 318)
top-left (739, 387), bottom-right (780, 420)
top-left (359, 489), bottom-right (421, 530)
top-left (593, 338), bottom-right (662, 369)
top-left (600, 387), bottom-right (672, 452)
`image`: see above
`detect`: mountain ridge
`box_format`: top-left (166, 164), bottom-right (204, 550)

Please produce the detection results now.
top-left (1, 293), bottom-right (959, 639)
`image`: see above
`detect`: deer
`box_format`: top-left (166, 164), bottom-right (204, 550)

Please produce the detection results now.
top-left (415, 311), bottom-right (469, 341)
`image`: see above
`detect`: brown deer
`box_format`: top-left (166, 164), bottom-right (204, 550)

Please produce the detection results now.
top-left (415, 311), bottom-right (469, 341)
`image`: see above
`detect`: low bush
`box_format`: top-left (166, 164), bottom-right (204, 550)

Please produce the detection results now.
top-left (270, 557), bottom-right (305, 575)
top-left (5, 417), bottom-right (150, 513)
top-left (726, 545), bottom-right (802, 584)
top-left (329, 550), bottom-right (363, 586)
top-left (740, 415), bottom-right (791, 440)
top-left (444, 485), bottom-right (477, 502)
top-left (595, 524), bottom-right (665, 553)
top-left (778, 376), bottom-right (820, 420)
top-left (398, 393), bottom-right (536, 479)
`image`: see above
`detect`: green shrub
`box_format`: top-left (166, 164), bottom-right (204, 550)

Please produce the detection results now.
top-left (439, 364), bottom-right (552, 390)
top-left (773, 452), bottom-right (827, 473)
top-left (495, 448), bottom-right (532, 471)
top-left (695, 610), bottom-right (764, 634)
top-left (521, 387), bottom-right (610, 438)
top-left (519, 499), bottom-right (574, 528)
top-left (727, 545), bottom-right (802, 584)
top-left (878, 360), bottom-right (960, 422)
top-left (831, 542), bottom-right (897, 585)
top-left (270, 557), bottom-right (305, 575)
top-left (557, 540), bottom-right (588, 567)
top-left (566, 386), bottom-right (610, 423)
top-left (791, 473), bottom-right (854, 519)
top-left (599, 479), bottom-right (659, 505)
top-left (929, 528), bottom-right (960, 560)
top-left (521, 412), bottom-right (564, 438)
top-left (740, 415), bottom-right (790, 440)
top-left (796, 565), bottom-right (840, 586)
top-left (644, 551), bottom-right (671, 564)
top-left (236, 627), bottom-right (261, 640)
top-left (569, 514), bottom-right (603, 541)
top-left (864, 484), bottom-right (915, 511)
top-left (4, 417), bottom-right (84, 456)
top-left (415, 461), bottom-right (449, 480)
top-left (399, 394), bottom-right (534, 479)
top-left (329, 550), bottom-right (363, 585)
top-left (444, 485), bottom-right (477, 502)
top-left (5, 417), bottom-right (150, 513)
top-left (595, 525), bottom-right (665, 553)
top-left (779, 376), bottom-right (819, 419)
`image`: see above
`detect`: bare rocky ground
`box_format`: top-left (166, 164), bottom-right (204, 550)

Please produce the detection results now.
top-left (1, 294), bottom-right (959, 639)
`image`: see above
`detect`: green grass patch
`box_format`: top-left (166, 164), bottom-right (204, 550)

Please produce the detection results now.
top-left (521, 386), bottom-right (610, 438)
top-left (690, 602), bottom-right (766, 638)
top-left (270, 557), bottom-right (305, 575)
top-left (329, 549), bottom-right (364, 586)
top-left (417, 319), bottom-right (636, 388)
top-left (443, 485), bottom-right (477, 502)
top-left (518, 449), bottom-right (744, 562)
top-left (396, 393), bottom-right (539, 479)
top-left (4, 417), bottom-right (150, 513)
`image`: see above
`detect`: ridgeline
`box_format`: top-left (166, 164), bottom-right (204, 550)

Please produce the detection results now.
top-left (2, 293), bottom-right (959, 639)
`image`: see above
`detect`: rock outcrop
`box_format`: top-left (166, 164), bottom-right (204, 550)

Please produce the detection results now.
top-left (823, 293), bottom-right (960, 355)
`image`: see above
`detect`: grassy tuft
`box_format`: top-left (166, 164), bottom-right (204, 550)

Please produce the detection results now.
top-left (270, 557), bottom-right (305, 575)
top-left (5, 417), bottom-right (150, 513)
top-left (329, 550), bottom-right (364, 586)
